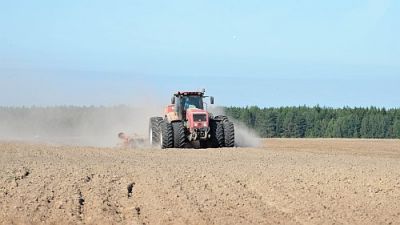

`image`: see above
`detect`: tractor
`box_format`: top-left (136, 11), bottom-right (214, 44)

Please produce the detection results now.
top-left (149, 89), bottom-right (235, 149)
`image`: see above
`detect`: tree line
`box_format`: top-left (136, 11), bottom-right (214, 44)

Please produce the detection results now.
top-left (1, 105), bottom-right (399, 139)
top-left (225, 106), bottom-right (400, 138)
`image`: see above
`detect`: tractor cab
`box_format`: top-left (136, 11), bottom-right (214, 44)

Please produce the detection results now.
top-left (171, 91), bottom-right (214, 120)
top-left (180, 95), bottom-right (204, 110)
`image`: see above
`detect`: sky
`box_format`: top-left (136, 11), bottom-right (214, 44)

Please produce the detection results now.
top-left (0, 0), bottom-right (399, 108)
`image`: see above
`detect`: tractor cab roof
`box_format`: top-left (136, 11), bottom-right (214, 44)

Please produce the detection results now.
top-left (174, 91), bottom-right (204, 97)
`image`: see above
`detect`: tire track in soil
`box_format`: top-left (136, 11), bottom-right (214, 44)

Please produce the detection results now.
top-left (220, 172), bottom-right (303, 225)
top-left (133, 159), bottom-right (299, 225)
top-left (173, 167), bottom-right (300, 225)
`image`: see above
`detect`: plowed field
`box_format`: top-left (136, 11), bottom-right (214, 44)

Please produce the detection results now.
top-left (1, 139), bottom-right (399, 225)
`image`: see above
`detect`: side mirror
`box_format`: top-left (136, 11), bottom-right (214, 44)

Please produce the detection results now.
top-left (210, 96), bottom-right (214, 104)
top-left (171, 96), bottom-right (175, 104)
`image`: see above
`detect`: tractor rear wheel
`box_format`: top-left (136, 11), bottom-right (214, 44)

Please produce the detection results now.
top-left (210, 119), bottom-right (224, 148)
top-left (160, 121), bottom-right (174, 149)
top-left (223, 121), bottom-right (235, 147)
top-left (172, 121), bottom-right (186, 148)
top-left (149, 117), bottom-right (163, 146)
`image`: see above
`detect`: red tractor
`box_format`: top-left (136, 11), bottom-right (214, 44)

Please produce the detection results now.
top-left (149, 90), bottom-right (235, 148)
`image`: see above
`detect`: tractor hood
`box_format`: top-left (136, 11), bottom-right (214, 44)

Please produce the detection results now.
top-left (186, 108), bottom-right (209, 129)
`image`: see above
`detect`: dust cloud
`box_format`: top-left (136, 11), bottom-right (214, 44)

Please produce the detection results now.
top-left (209, 106), bottom-right (261, 148)
top-left (0, 101), bottom-right (163, 147)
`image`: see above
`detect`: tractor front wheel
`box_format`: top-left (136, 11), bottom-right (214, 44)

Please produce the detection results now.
top-left (210, 119), bottom-right (224, 148)
top-left (172, 121), bottom-right (186, 148)
top-left (160, 121), bottom-right (174, 149)
top-left (223, 121), bottom-right (235, 147)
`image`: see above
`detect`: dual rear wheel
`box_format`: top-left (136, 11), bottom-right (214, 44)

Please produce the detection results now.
top-left (210, 119), bottom-right (235, 148)
top-left (149, 117), bottom-right (183, 149)
top-left (149, 116), bottom-right (235, 149)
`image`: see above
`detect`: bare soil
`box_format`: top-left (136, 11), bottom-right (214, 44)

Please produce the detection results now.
top-left (1, 139), bottom-right (400, 225)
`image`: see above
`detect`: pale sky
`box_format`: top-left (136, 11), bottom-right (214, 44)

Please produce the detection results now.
top-left (0, 0), bottom-right (399, 107)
